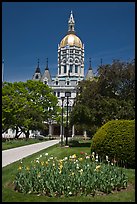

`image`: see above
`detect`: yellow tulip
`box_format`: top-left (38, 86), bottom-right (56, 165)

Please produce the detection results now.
top-left (18, 166), bottom-right (22, 170)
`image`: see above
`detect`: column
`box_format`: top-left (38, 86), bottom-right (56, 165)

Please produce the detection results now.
top-left (83, 130), bottom-right (87, 140)
top-left (72, 125), bottom-right (75, 137)
top-left (49, 123), bottom-right (53, 136)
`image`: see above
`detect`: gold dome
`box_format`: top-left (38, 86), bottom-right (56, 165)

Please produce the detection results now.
top-left (60, 34), bottom-right (83, 48)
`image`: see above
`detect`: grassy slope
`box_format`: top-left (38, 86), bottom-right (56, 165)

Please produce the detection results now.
top-left (2, 144), bottom-right (135, 202)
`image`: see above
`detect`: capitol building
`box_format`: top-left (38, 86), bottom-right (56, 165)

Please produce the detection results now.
top-left (31, 11), bottom-right (94, 137)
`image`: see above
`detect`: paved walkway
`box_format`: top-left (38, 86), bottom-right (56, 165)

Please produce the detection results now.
top-left (2, 139), bottom-right (59, 167)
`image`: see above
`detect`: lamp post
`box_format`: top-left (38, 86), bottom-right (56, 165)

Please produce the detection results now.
top-left (48, 105), bottom-right (53, 138)
top-left (65, 92), bottom-right (71, 146)
top-left (61, 97), bottom-right (65, 146)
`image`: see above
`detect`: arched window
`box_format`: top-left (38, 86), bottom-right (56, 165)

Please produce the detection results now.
top-left (35, 74), bottom-right (39, 79)
top-left (70, 58), bottom-right (73, 63)
top-left (75, 59), bottom-right (79, 64)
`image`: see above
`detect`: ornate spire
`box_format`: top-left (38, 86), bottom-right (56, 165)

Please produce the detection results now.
top-left (45, 58), bottom-right (49, 70)
top-left (85, 58), bottom-right (94, 80)
top-left (35, 58), bottom-right (41, 73)
top-left (32, 58), bottom-right (42, 80)
top-left (89, 58), bottom-right (92, 70)
top-left (41, 58), bottom-right (52, 83)
top-left (68, 11), bottom-right (75, 34)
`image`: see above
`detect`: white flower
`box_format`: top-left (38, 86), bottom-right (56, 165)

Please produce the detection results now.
top-left (79, 169), bottom-right (83, 174)
top-left (69, 192), bottom-right (72, 195)
top-left (39, 155), bottom-right (42, 158)
top-left (92, 152), bottom-right (95, 156)
top-left (87, 164), bottom-right (89, 167)
top-left (106, 155), bottom-right (108, 161)
top-left (45, 153), bottom-right (48, 156)
top-left (86, 156), bottom-right (90, 159)
top-left (95, 154), bottom-right (98, 162)
top-left (76, 165), bottom-right (79, 169)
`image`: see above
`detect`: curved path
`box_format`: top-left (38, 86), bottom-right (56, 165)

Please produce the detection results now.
top-left (2, 139), bottom-right (59, 167)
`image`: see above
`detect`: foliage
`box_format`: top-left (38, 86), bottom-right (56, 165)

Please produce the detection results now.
top-left (14, 152), bottom-right (128, 197)
top-left (91, 120), bottom-right (135, 168)
top-left (70, 59), bottom-right (135, 136)
top-left (69, 104), bottom-right (91, 130)
top-left (2, 80), bottom-right (60, 138)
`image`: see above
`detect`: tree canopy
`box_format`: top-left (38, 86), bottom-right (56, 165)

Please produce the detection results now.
top-left (2, 80), bottom-right (60, 138)
top-left (69, 59), bottom-right (135, 136)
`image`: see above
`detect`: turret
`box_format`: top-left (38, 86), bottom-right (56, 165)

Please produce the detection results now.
top-left (41, 58), bottom-right (52, 85)
top-left (85, 58), bottom-right (94, 80)
top-left (32, 59), bottom-right (42, 80)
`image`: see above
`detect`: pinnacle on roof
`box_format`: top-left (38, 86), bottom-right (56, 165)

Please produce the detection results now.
top-left (68, 11), bottom-right (75, 34)
top-left (89, 58), bottom-right (92, 70)
top-left (85, 58), bottom-right (94, 80)
top-left (45, 58), bottom-right (49, 70)
top-left (35, 58), bottom-right (41, 73)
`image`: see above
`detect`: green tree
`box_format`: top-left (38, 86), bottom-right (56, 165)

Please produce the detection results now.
top-left (2, 80), bottom-right (60, 138)
top-left (70, 59), bottom-right (135, 137)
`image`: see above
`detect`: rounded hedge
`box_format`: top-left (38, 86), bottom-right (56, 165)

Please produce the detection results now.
top-left (91, 120), bottom-right (135, 168)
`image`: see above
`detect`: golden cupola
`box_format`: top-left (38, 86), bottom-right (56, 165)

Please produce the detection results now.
top-left (59, 11), bottom-right (83, 49)
top-left (60, 34), bottom-right (83, 48)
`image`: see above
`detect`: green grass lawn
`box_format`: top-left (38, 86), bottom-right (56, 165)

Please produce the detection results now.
top-left (2, 138), bottom-right (49, 150)
top-left (2, 143), bottom-right (135, 202)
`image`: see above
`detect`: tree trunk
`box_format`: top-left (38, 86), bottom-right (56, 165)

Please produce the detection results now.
top-left (25, 130), bottom-right (30, 140)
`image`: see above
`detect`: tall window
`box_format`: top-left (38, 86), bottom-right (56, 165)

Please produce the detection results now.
top-left (64, 65), bottom-right (66, 73)
top-left (75, 65), bottom-right (78, 73)
top-left (70, 65), bottom-right (73, 73)
top-left (57, 92), bottom-right (60, 97)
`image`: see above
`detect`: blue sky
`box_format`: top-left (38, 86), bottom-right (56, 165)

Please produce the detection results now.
top-left (2, 2), bottom-right (135, 82)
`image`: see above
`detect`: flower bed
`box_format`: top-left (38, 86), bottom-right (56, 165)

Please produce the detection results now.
top-left (14, 152), bottom-right (128, 197)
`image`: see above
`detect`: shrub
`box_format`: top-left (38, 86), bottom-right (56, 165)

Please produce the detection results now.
top-left (91, 120), bottom-right (135, 168)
